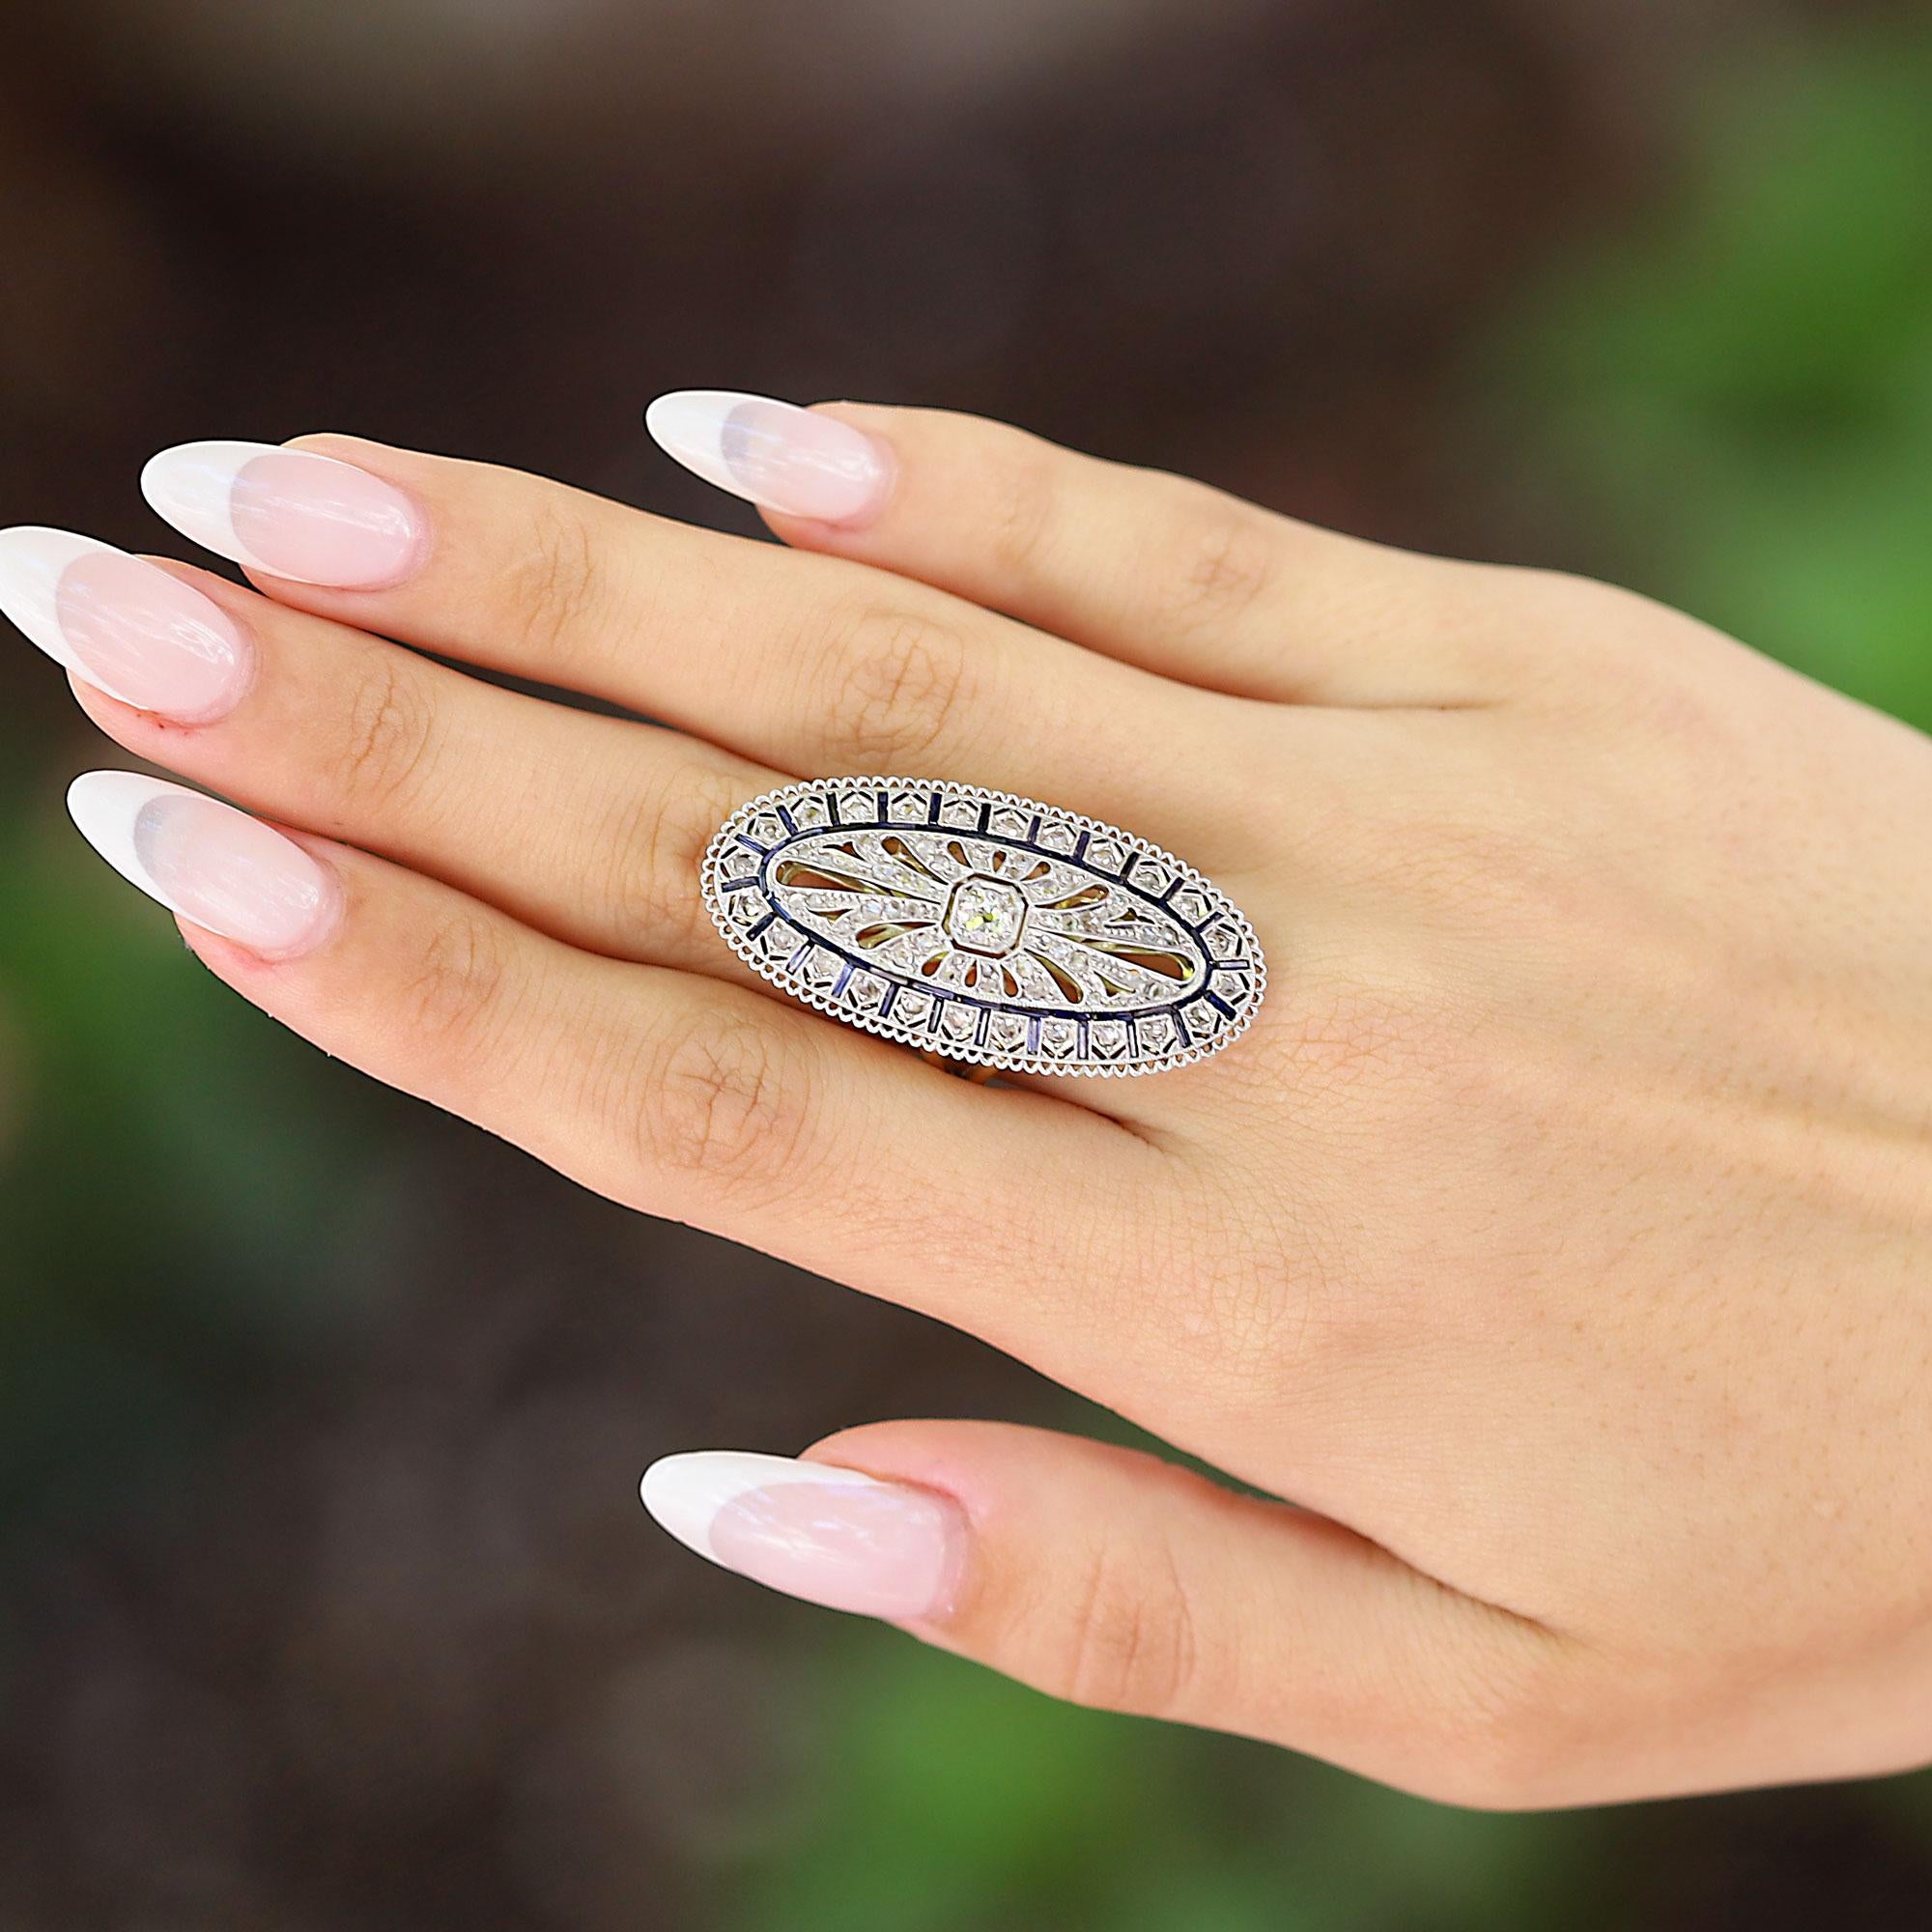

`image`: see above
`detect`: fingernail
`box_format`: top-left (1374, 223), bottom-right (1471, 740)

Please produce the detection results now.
top-left (66, 772), bottom-right (340, 957)
top-left (0, 528), bottom-right (251, 722)
top-left (140, 440), bottom-right (425, 589)
top-left (644, 391), bottom-right (891, 525)
top-left (639, 1451), bottom-right (965, 1621)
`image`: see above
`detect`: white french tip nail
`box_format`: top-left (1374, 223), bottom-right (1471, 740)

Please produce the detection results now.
top-left (643, 391), bottom-right (762, 500)
top-left (141, 440), bottom-right (427, 588)
top-left (644, 389), bottom-right (888, 523)
top-left (639, 1451), bottom-right (887, 1565)
top-left (0, 526), bottom-right (116, 675)
top-left (66, 770), bottom-right (338, 955)
top-left (66, 771), bottom-right (215, 914)
top-left (139, 440), bottom-right (279, 573)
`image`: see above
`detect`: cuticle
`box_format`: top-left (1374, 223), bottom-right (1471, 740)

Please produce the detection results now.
top-left (838, 434), bottom-right (900, 533)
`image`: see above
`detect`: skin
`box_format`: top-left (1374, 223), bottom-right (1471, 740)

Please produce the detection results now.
top-left (63, 406), bottom-right (1932, 1808)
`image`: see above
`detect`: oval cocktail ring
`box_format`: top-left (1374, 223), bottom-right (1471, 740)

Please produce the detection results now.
top-left (701, 778), bottom-right (1265, 1077)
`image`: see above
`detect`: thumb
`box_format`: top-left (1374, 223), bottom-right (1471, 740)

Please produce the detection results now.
top-left (639, 1421), bottom-right (1566, 1805)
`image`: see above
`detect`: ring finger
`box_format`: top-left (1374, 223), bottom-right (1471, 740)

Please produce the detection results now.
top-left (61, 776), bottom-right (1166, 1362)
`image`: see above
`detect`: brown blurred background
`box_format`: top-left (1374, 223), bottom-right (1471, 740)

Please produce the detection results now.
top-left (4, 1), bottom-right (1932, 1926)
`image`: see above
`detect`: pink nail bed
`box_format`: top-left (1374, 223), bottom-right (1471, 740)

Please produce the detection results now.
top-left (0, 528), bottom-right (251, 721)
top-left (61, 550), bottom-right (250, 718)
top-left (140, 440), bottom-right (425, 589)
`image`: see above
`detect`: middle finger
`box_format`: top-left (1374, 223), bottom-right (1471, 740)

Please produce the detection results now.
top-left (139, 436), bottom-right (1236, 840)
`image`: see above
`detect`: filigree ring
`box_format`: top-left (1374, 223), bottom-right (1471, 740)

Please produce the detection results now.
top-left (701, 778), bottom-right (1265, 1077)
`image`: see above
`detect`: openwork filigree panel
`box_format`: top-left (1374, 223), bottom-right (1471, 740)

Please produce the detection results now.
top-left (701, 779), bottom-right (1265, 1076)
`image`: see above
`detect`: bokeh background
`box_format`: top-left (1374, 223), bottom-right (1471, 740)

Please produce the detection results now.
top-left (4, 0), bottom-right (1932, 1925)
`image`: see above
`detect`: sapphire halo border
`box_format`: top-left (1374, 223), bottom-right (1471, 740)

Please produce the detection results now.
top-left (699, 776), bottom-right (1266, 1078)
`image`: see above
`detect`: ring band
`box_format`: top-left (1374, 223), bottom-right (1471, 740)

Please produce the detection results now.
top-left (701, 778), bottom-right (1265, 1077)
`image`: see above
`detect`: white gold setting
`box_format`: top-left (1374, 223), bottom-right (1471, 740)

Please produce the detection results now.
top-left (701, 777), bottom-right (1266, 1077)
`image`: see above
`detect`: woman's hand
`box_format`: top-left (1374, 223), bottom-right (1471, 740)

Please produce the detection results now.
top-left (12, 396), bottom-right (1932, 1807)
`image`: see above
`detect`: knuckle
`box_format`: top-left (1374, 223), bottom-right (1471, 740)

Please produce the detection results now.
top-left (1409, 1722), bottom-right (1552, 1812)
top-left (601, 762), bottom-right (743, 957)
top-left (1145, 1165), bottom-right (1364, 1406)
top-left (1276, 975), bottom-right (1433, 1109)
top-left (1617, 641), bottom-right (1740, 749)
top-left (1396, 1637), bottom-right (1576, 1812)
top-left (507, 496), bottom-right (606, 662)
top-left (394, 911), bottom-right (514, 1077)
top-left (1155, 496), bottom-right (1280, 633)
top-left (341, 651), bottom-right (437, 811)
top-left (832, 604), bottom-right (974, 768)
top-left (639, 1015), bottom-right (817, 1191)
top-left (980, 435), bottom-right (1060, 579)
top-left (1189, 1211), bottom-right (1333, 1382)
top-left (1047, 1532), bottom-right (1201, 1720)
top-left (1499, 567), bottom-right (1735, 720)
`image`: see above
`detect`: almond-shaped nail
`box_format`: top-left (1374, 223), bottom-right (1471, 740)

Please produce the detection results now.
top-left (67, 772), bottom-right (339, 957)
top-left (644, 391), bottom-right (891, 525)
top-left (639, 1451), bottom-right (965, 1621)
top-left (140, 440), bottom-right (425, 589)
top-left (0, 527), bottom-right (251, 722)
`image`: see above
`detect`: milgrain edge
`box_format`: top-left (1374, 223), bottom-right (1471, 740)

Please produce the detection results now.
top-left (699, 776), bottom-right (1266, 1078)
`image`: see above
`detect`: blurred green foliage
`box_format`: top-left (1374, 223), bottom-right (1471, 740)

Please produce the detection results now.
top-left (0, 757), bottom-right (384, 1555)
top-left (725, 21), bottom-right (1932, 1931)
top-left (1, 14), bottom-right (1928, 1927)
top-left (728, 1635), bottom-right (1590, 1932)
top-left (1490, 23), bottom-right (1932, 729)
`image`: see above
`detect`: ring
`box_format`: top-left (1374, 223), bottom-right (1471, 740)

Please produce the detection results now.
top-left (701, 778), bottom-right (1265, 1077)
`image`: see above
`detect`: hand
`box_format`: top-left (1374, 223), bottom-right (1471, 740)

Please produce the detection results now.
top-left (13, 396), bottom-right (1932, 1808)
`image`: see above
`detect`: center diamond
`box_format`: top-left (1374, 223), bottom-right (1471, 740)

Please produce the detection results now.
top-left (942, 874), bottom-right (1029, 957)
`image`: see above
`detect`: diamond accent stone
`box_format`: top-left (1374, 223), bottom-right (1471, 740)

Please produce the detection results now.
top-left (943, 874), bottom-right (1028, 956)
top-left (700, 777), bottom-right (1265, 1076)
